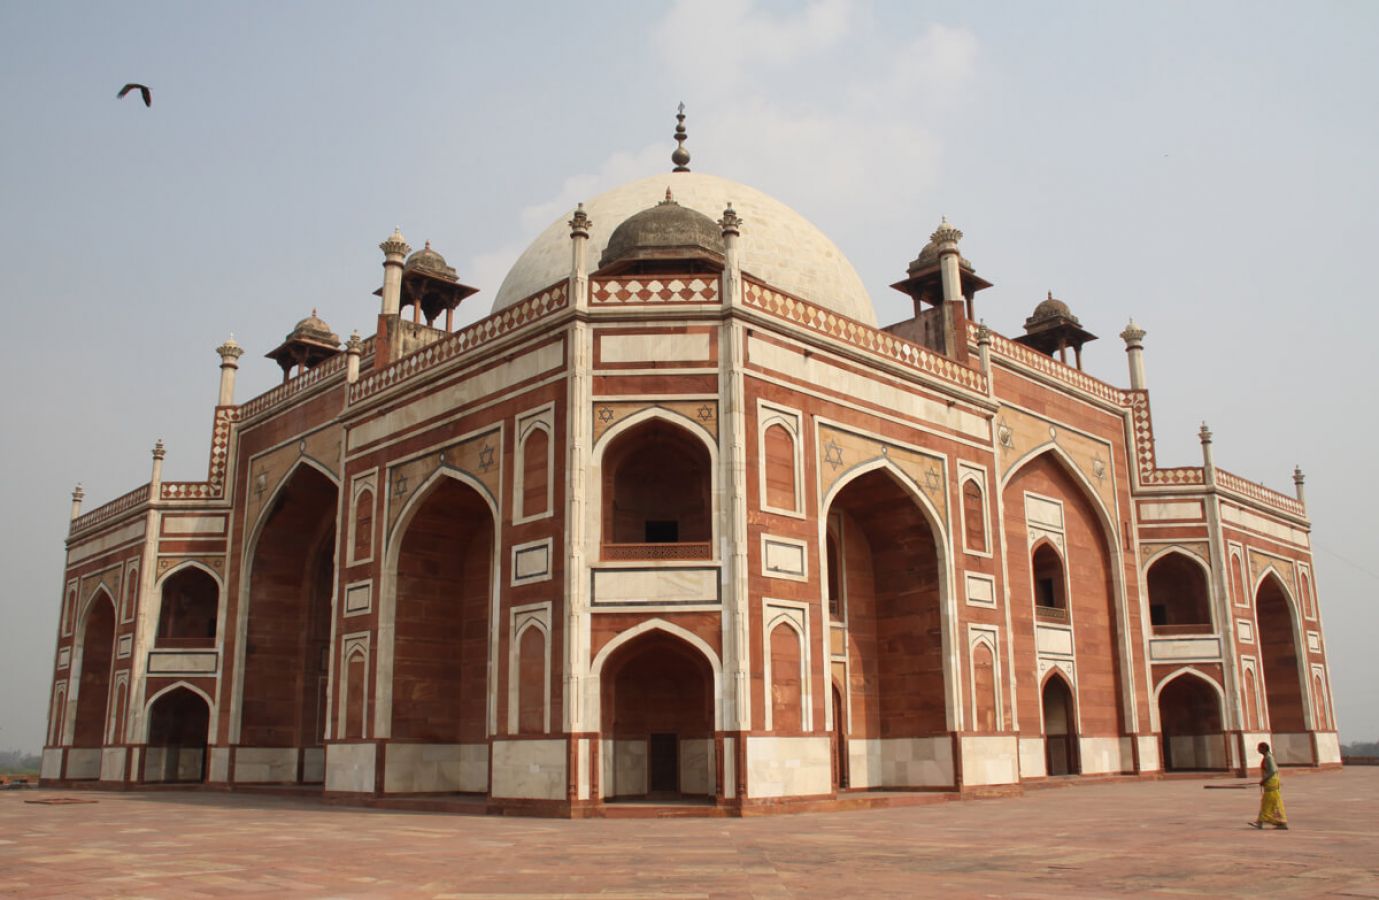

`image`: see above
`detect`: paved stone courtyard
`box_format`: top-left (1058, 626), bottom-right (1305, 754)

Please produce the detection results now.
top-left (2, 769), bottom-right (1377, 897)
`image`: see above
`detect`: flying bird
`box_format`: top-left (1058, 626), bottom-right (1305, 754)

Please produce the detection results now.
top-left (117, 83), bottom-right (151, 107)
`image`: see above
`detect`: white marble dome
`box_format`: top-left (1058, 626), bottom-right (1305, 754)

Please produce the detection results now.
top-left (491, 172), bottom-right (877, 326)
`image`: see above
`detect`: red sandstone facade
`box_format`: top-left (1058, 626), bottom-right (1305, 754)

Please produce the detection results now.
top-left (41, 164), bottom-right (1339, 814)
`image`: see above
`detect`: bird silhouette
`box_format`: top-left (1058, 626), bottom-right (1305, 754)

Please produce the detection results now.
top-left (117, 83), bottom-right (151, 107)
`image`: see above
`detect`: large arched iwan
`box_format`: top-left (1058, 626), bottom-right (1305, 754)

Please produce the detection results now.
top-left (1256, 573), bottom-right (1307, 733)
top-left (826, 468), bottom-right (946, 743)
top-left (72, 592), bottom-right (117, 749)
top-left (240, 464), bottom-right (338, 756)
top-left (391, 475), bottom-right (493, 743)
top-left (1003, 452), bottom-right (1123, 737)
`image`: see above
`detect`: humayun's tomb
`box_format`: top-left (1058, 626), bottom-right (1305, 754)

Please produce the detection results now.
top-left (42, 115), bottom-right (1339, 814)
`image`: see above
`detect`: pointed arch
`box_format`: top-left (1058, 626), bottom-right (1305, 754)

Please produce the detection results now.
top-left (765, 613), bottom-right (807, 733)
top-left (69, 588), bottom-right (118, 750)
top-left (378, 465), bottom-right (499, 743)
top-left (1003, 444), bottom-right (1138, 737)
top-left (1154, 667), bottom-right (1227, 771)
top-left (1254, 569), bottom-right (1310, 734)
top-left (1144, 547), bottom-right (1214, 631)
top-left (143, 683), bottom-right (212, 783)
top-left (820, 456), bottom-right (958, 737)
top-left (142, 680), bottom-right (215, 733)
top-left (590, 618), bottom-right (723, 732)
top-left (229, 457), bottom-right (340, 749)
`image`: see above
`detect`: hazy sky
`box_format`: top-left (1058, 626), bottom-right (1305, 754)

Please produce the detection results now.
top-left (2, 1), bottom-right (1375, 752)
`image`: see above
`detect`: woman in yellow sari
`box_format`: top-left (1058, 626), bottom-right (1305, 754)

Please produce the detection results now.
top-left (1250, 741), bottom-right (1288, 829)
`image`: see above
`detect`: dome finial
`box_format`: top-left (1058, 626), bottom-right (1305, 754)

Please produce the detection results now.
top-left (671, 102), bottom-right (691, 173)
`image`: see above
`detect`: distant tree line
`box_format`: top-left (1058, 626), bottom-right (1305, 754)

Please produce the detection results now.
top-left (1342, 741), bottom-right (1379, 758)
top-left (0, 749), bottom-right (41, 774)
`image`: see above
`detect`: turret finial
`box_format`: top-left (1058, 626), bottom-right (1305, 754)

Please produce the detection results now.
top-left (671, 103), bottom-right (691, 172)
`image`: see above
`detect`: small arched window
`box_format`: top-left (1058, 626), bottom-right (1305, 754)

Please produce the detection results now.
top-left (763, 422), bottom-right (797, 511)
top-left (1032, 543), bottom-right (1066, 611)
top-left (1147, 552), bottom-right (1212, 631)
top-left (962, 479), bottom-right (987, 553)
top-left (157, 567), bottom-right (219, 645)
top-left (521, 427), bottom-right (550, 519)
top-left (353, 488), bottom-right (374, 561)
top-left (972, 641), bottom-right (998, 731)
top-left (602, 418), bottom-right (711, 560)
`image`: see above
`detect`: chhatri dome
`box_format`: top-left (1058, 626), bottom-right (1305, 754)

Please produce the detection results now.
top-left (492, 170), bottom-right (877, 326)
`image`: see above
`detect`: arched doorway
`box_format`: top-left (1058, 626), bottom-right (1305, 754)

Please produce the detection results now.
top-left (824, 467), bottom-right (946, 786)
top-left (72, 593), bottom-right (117, 753)
top-left (600, 631), bottom-right (715, 800)
top-left (145, 687), bottom-right (211, 783)
top-left (1256, 574), bottom-right (1307, 737)
top-left (240, 464), bottom-right (338, 780)
top-left (158, 566), bottom-right (219, 647)
top-left (1042, 674), bottom-right (1078, 776)
top-left (391, 475), bottom-right (493, 748)
top-left (1157, 673), bottom-right (1226, 771)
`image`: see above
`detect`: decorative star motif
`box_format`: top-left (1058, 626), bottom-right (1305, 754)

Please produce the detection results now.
top-left (924, 466), bottom-right (942, 493)
top-left (391, 469), bottom-right (409, 500)
top-left (298, 440), bottom-right (307, 455)
top-left (478, 442), bottom-right (495, 473)
top-left (824, 440), bottom-right (844, 471)
top-left (997, 417), bottom-right (1015, 451)
top-left (1092, 456), bottom-right (1107, 482)
top-left (597, 406), bottom-right (614, 423)
top-left (253, 471), bottom-right (268, 500)
top-left (697, 404), bottom-right (714, 422)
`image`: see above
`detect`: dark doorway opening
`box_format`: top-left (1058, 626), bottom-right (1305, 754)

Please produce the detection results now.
top-left (832, 683), bottom-right (849, 790)
top-left (1042, 675), bottom-right (1079, 776)
top-left (649, 732), bottom-right (678, 794)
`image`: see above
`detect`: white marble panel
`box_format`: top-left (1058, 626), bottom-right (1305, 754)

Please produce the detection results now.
top-left (162, 515), bottom-right (227, 535)
top-left (576, 738), bottom-right (590, 801)
top-left (1307, 631), bottom-right (1321, 652)
top-left (1018, 737), bottom-right (1046, 778)
top-left (959, 736), bottom-right (1018, 785)
top-left (1220, 504), bottom-right (1309, 547)
top-left (100, 747), bottom-right (127, 782)
top-left (599, 332), bottom-right (711, 364)
top-left (612, 738), bottom-right (646, 797)
top-left (722, 736), bottom-right (736, 799)
top-left (761, 535), bottom-right (807, 580)
top-left (680, 738), bottom-right (715, 796)
top-left (1148, 637), bottom-right (1221, 661)
top-left (1077, 736), bottom-right (1126, 775)
top-left (746, 735), bottom-right (832, 798)
top-left (1025, 495), bottom-right (1064, 530)
top-left (147, 650), bottom-right (218, 674)
top-left (384, 743), bottom-right (487, 793)
top-left (1137, 735), bottom-right (1161, 772)
top-left (747, 335), bottom-right (989, 439)
top-left (1139, 501), bottom-right (1204, 521)
top-left (965, 573), bottom-right (996, 607)
top-left (512, 539), bottom-right (552, 584)
top-left (847, 737), bottom-right (882, 789)
top-left (40, 747), bottom-right (63, 780)
top-left (57, 647), bottom-right (71, 669)
top-left (592, 567), bottom-right (719, 606)
top-left (1315, 731), bottom-right (1341, 764)
top-left (234, 747), bottom-right (298, 783)
top-left (490, 739), bottom-right (566, 800)
top-left (68, 519), bottom-right (145, 565)
top-left (877, 737), bottom-right (954, 788)
top-left (116, 635), bottom-right (133, 658)
top-left (344, 582), bottom-right (372, 614)
top-left (1271, 732), bottom-right (1315, 765)
top-left (325, 743), bottom-right (376, 792)
top-left (208, 746), bottom-right (231, 783)
top-left (349, 342), bottom-right (561, 450)
top-left (65, 748), bottom-right (101, 780)
top-left (1036, 626), bottom-right (1073, 657)
top-left (1236, 619), bottom-right (1254, 643)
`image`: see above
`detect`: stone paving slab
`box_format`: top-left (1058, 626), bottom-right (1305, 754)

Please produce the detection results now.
top-left (2, 769), bottom-right (1376, 897)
